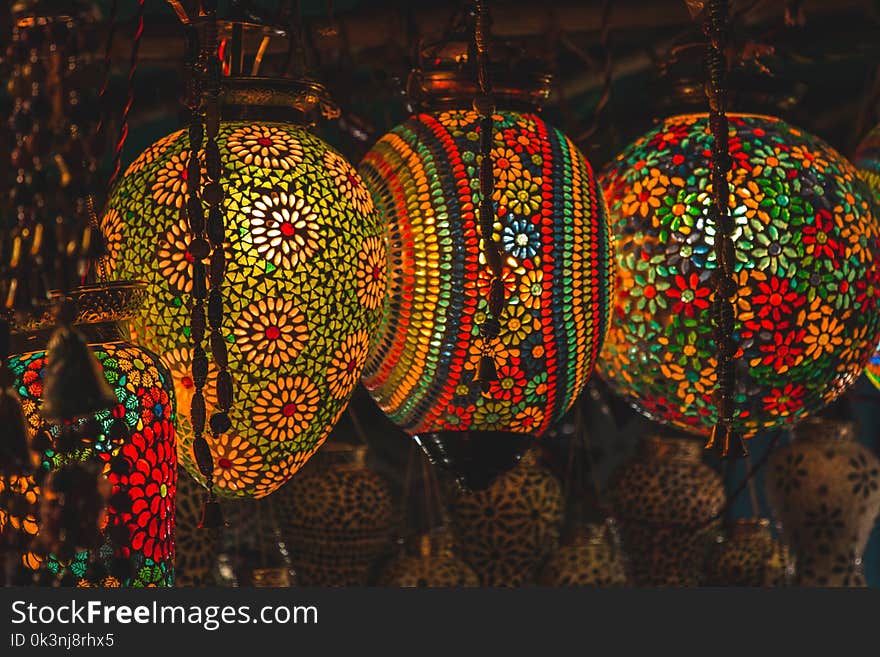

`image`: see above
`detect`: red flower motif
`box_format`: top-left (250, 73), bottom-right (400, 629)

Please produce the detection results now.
top-left (111, 419), bottom-right (176, 564)
top-left (665, 272), bottom-right (711, 317)
top-left (762, 383), bottom-right (805, 416)
top-left (756, 329), bottom-right (806, 371)
top-left (802, 209), bottom-right (843, 260)
top-left (502, 127), bottom-right (541, 155)
top-left (490, 364), bottom-right (527, 403)
top-left (648, 123), bottom-right (689, 151)
top-left (442, 405), bottom-right (472, 430)
top-left (21, 356), bottom-right (45, 398)
top-left (855, 267), bottom-right (880, 312)
top-left (752, 277), bottom-right (805, 324)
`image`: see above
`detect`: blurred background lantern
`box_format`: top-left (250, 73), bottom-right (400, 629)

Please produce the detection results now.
top-left (606, 433), bottom-right (725, 587)
top-left (102, 20), bottom-right (386, 499)
top-left (599, 113), bottom-right (880, 438)
top-left (853, 125), bottom-right (880, 389)
top-left (220, 494), bottom-right (295, 587)
top-left (539, 519), bottom-right (629, 587)
top-left (174, 468), bottom-right (219, 586)
top-left (378, 529), bottom-right (479, 588)
top-left (704, 518), bottom-right (793, 587)
top-left (447, 449), bottom-right (564, 586)
top-left (5, 283), bottom-right (177, 587)
top-left (274, 441), bottom-right (393, 586)
top-left (765, 416), bottom-right (880, 587)
top-left (359, 27), bottom-right (612, 490)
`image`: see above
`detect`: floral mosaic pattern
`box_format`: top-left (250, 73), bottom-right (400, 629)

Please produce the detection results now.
top-left (853, 124), bottom-right (880, 389)
top-left (5, 343), bottom-right (176, 587)
top-left (359, 110), bottom-right (612, 435)
top-left (104, 122), bottom-right (385, 498)
top-left (599, 113), bottom-right (880, 436)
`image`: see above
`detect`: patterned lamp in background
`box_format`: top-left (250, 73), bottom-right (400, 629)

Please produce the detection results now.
top-left (446, 450), bottom-right (564, 586)
top-left (359, 42), bottom-right (612, 489)
top-left (275, 442), bottom-right (394, 586)
top-left (103, 88), bottom-right (385, 498)
top-left (599, 114), bottom-right (880, 440)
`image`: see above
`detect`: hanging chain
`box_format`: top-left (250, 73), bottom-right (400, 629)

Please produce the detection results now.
top-left (182, 8), bottom-right (221, 528)
top-left (703, 0), bottom-right (745, 458)
top-left (471, 0), bottom-right (503, 393)
top-left (184, 1), bottom-right (229, 528)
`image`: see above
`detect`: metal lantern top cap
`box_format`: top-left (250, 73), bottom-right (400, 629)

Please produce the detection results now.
top-left (408, 37), bottom-right (552, 112)
top-left (181, 14), bottom-right (340, 123)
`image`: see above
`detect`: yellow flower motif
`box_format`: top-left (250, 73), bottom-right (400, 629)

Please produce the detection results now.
top-left (150, 151), bottom-right (204, 208)
top-left (234, 297), bottom-right (308, 369)
top-left (253, 375), bottom-right (321, 443)
top-left (803, 313), bottom-right (844, 359)
top-left (227, 125), bottom-right (304, 170)
top-left (504, 172), bottom-right (541, 215)
top-left (490, 146), bottom-right (524, 185)
top-left (518, 269), bottom-right (544, 310)
top-left (125, 130), bottom-right (180, 176)
top-left (326, 331), bottom-right (371, 399)
top-left (499, 303), bottom-right (534, 345)
top-left (355, 235), bottom-right (387, 309)
top-left (735, 179), bottom-right (770, 224)
top-left (324, 149), bottom-right (374, 215)
top-left (438, 110), bottom-right (478, 129)
top-left (99, 208), bottom-right (124, 275)
top-left (789, 143), bottom-right (829, 173)
top-left (209, 434), bottom-right (263, 493)
top-left (622, 175), bottom-right (665, 218)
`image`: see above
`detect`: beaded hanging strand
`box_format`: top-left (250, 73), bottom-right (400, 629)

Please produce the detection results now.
top-left (202, 0), bottom-right (231, 528)
top-left (181, 12), bottom-right (219, 529)
top-left (471, 0), bottom-right (503, 393)
top-left (703, 0), bottom-right (746, 458)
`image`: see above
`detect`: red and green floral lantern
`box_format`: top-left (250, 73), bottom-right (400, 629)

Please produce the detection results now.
top-left (599, 113), bottom-right (880, 438)
top-left (3, 283), bottom-right (176, 587)
top-left (103, 120), bottom-right (385, 499)
top-left (853, 124), bottom-right (880, 388)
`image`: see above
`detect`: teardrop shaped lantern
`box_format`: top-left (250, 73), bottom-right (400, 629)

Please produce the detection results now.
top-left (359, 37), bottom-right (612, 489)
top-left (599, 114), bottom-right (880, 438)
top-left (853, 124), bottom-right (880, 389)
top-left (102, 21), bottom-right (385, 499)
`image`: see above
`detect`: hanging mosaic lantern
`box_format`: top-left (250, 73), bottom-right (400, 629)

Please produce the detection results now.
top-left (599, 114), bottom-right (880, 438)
top-left (765, 417), bottom-right (880, 587)
top-left (447, 450), bottom-right (564, 586)
top-left (606, 433), bottom-right (724, 587)
top-left (4, 283), bottom-right (176, 587)
top-left (378, 530), bottom-right (479, 588)
top-left (853, 125), bottom-right (880, 389)
top-left (539, 520), bottom-right (630, 587)
top-left (103, 84), bottom-right (385, 498)
top-left (359, 61), bottom-right (612, 489)
top-left (704, 518), bottom-right (793, 587)
top-left (275, 442), bottom-right (393, 586)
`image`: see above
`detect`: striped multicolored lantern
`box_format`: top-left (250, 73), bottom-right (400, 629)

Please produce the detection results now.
top-left (359, 109), bottom-right (612, 486)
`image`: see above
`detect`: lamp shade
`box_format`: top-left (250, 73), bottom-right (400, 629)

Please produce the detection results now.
top-left (3, 283), bottom-right (176, 587)
top-left (599, 113), bottom-right (880, 437)
top-left (359, 109), bottom-right (612, 484)
top-left (102, 122), bottom-right (385, 498)
top-left (853, 124), bottom-right (880, 388)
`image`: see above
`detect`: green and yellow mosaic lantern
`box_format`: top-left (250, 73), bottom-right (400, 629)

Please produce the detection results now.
top-left (853, 124), bottom-right (880, 389)
top-left (599, 113), bottom-right (880, 438)
top-left (103, 121), bottom-right (385, 499)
